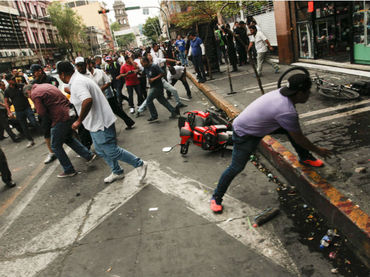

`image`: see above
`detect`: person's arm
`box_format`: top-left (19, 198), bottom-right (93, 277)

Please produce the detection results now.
top-left (149, 73), bottom-right (164, 84)
top-left (165, 58), bottom-right (181, 65)
top-left (265, 39), bottom-right (274, 51)
top-left (101, 71), bottom-right (111, 91)
top-left (31, 97), bottom-right (47, 117)
top-left (187, 46), bottom-right (192, 57)
top-left (71, 98), bottom-right (93, 130)
top-left (200, 43), bottom-right (205, 55)
top-left (288, 131), bottom-right (332, 158)
top-left (4, 97), bottom-right (12, 117)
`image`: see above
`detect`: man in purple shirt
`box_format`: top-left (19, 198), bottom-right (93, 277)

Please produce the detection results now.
top-left (211, 74), bottom-right (332, 213)
top-left (25, 84), bottom-right (96, 178)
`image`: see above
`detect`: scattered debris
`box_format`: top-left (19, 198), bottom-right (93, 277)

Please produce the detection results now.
top-left (329, 251), bottom-right (337, 259)
top-left (331, 268), bottom-right (339, 274)
top-left (253, 207), bottom-right (280, 227)
top-left (355, 167), bottom-right (366, 173)
top-left (106, 267), bottom-right (112, 272)
top-left (149, 207), bottom-right (158, 211)
top-left (225, 218), bottom-right (234, 223)
top-left (75, 192), bottom-right (81, 197)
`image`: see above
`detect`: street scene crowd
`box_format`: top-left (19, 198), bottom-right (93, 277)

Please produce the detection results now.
top-left (0, 16), bottom-right (333, 215)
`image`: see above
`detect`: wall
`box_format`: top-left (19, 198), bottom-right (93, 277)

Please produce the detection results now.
top-left (273, 0), bottom-right (294, 64)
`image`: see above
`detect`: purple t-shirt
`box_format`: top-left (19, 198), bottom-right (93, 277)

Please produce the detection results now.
top-left (233, 89), bottom-right (301, 137)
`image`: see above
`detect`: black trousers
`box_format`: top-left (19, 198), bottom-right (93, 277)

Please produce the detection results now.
top-left (77, 124), bottom-right (92, 150)
top-left (171, 73), bottom-right (191, 97)
top-left (0, 147), bottom-right (11, 184)
top-left (108, 97), bottom-right (135, 127)
top-left (0, 110), bottom-right (17, 141)
top-left (139, 76), bottom-right (147, 99)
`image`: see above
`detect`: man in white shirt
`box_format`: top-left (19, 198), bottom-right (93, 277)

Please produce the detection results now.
top-left (167, 65), bottom-right (192, 99)
top-left (248, 25), bottom-right (280, 77)
top-left (57, 61), bottom-right (147, 184)
top-left (150, 43), bottom-right (165, 68)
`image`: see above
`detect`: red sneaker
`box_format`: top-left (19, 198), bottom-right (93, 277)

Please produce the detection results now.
top-left (300, 158), bottom-right (324, 167)
top-left (210, 199), bottom-right (223, 213)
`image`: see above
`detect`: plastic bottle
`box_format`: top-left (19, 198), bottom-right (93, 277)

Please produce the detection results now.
top-left (319, 229), bottom-right (338, 249)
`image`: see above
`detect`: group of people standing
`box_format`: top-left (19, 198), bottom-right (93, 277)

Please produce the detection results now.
top-left (214, 16), bottom-right (280, 76)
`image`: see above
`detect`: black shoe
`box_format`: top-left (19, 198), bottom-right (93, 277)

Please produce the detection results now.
top-left (177, 103), bottom-right (187, 108)
top-left (199, 79), bottom-right (206, 83)
top-left (231, 69), bottom-right (238, 72)
top-left (5, 181), bottom-right (16, 188)
top-left (147, 117), bottom-right (158, 122)
top-left (12, 137), bottom-right (21, 143)
top-left (135, 112), bottom-right (141, 118)
top-left (187, 94), bottom-right (192, 99)
top-left (0, 136), bottom-right (6, 140)
top-left (125, 124), bottom-right (135, 130)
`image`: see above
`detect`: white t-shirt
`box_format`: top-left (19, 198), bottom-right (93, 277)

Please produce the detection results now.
top-left (117, 56), bottom-right (125, 65)
top-left (250, 30), bottom-right (268, 53)
top-left (90, 68), bottom-right (111, 87)
top-left (167, 65), bottom-right (185, 83)
top-left (69, 71), bottom-right (116, 132)
top-left (134, 58), bottom-right (144, 73)
top-left (151, 49), bottom-right (165, 67)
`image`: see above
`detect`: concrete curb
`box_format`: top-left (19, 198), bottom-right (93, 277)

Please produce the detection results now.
top-left (186, 71), bottom-right (370, 267)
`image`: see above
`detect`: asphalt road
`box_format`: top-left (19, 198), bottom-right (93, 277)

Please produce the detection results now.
top-left (0, 76), bottom-right (368, 277)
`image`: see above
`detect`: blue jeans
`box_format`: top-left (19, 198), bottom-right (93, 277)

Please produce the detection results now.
top-left (212, 132), bottom-right (262, 202)
top-left (15, 107), bottom-right (37, 141)
top-left (146, 86), bottom-right (176, 119)
top-left (162, 79), bottom-right (182, 105)
top-left (51, 120), bottom-right (93, 173)
top-left (90, 124), bottom-right (143, 174)
top-left (178, 50), bottom-right (188, 66)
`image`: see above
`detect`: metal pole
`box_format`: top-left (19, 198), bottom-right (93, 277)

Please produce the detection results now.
top-left (140, 6), bottom-right (171, 39)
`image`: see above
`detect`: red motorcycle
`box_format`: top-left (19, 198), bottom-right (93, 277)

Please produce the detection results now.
top-left (178, 110), bottom-right (233, 155)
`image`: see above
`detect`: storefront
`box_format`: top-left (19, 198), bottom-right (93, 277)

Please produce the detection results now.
top-left (294, 1), bottom-right (370, 65)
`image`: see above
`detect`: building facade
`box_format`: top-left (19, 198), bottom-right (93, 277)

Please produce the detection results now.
top-left (274, 1), bottom-right (370, 65)
top-left (0, 0), bottom-right (58, 71)
top-left (16, 0), bottom-right (59, 66)
top-left (60, 0), bottom-right (114, 50)
top-left (113, 0), bottom-right (130, 29)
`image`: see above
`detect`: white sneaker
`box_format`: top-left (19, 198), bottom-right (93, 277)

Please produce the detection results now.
top-left (26, 141), bottom-right (35, 148)
top-left (136, 161), bottom-right (148, 184)
top-left (44, 153), bottom-right (57, 164)
top-left (104, 172), bottom-right (125, 183)
top-left (129, 107), bottom-right (135, 114)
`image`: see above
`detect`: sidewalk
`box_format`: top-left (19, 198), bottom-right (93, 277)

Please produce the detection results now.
top-left (186, 61), bottom-right (370, 267)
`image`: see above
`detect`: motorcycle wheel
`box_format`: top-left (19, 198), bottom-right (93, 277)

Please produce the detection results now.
top-left (180, 141), bottom-right (190, 155)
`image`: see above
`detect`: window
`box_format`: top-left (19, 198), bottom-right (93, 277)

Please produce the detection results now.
top-left (25, 3), bottom-right (31, 15)
top-left (47, 30), bottom-right (54, 45)
top-left (41, 8), bottom-right (46, 17)
top-left (32, 28), bottom-right (39, 44)
top-left (34, 5), bottom-right (38, 16)
top-left (41, 29), bottom-right (48, 44)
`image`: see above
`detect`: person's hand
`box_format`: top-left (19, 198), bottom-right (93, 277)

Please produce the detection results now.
top-left (7, 112), bottom-right (13, 118)
top-left (71, 119), bottom-right (81, 131)
top-left (176, 61), bottom-right (181, 65)
top-left (269, 46), bottom-right (274, 51)
top-left (315, 147), bottom-right (332, 159)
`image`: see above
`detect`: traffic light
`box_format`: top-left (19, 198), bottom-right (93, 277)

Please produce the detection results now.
top-left (98, 9), bottom-right (110, 14)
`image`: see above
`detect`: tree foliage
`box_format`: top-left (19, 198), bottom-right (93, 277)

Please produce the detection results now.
top-left (110, 22), bottom-right (121, 32)
top-left (48, 2), bottom-right (87, 59)
top-left (142, 17), bottom-right (161, 43)
top-left (171, 1), bottom-right (268, 29)
top-left (116, 33), bottom-right (136, 49)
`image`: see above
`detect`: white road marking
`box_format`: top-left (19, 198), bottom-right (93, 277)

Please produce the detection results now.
top-left (0, 161), bottom-right (60, 239)
top-left (303, 106), bottom-right (370, 126)
top-left (1, 161), bottom-right (299, 277)
top-left (300, 99), bottom-right (370, 118)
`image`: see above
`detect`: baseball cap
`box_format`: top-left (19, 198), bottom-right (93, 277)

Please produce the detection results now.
top-left (280, 74), bottom-right (312, 96)
top-left (75, 56), bottom-right (85, 64)
top-left (105, 56), bottom-right (112, 61)
top-left (30, 64), bottom-right (42, 73)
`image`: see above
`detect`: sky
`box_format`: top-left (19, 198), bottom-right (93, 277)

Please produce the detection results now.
top-left (99, 0), bottom-right (161, 27)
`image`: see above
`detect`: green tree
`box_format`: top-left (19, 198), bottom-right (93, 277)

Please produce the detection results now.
top-left (142, 17), bottom-right (161, 43)
top-left (171, 1), bottom-right (267, 29)
top-left (116, 33), bottom-right (136, 48)
top-left (48, 2), bottom-right (87, 59)
top-left (110, 22), bottom-right (121, 32)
